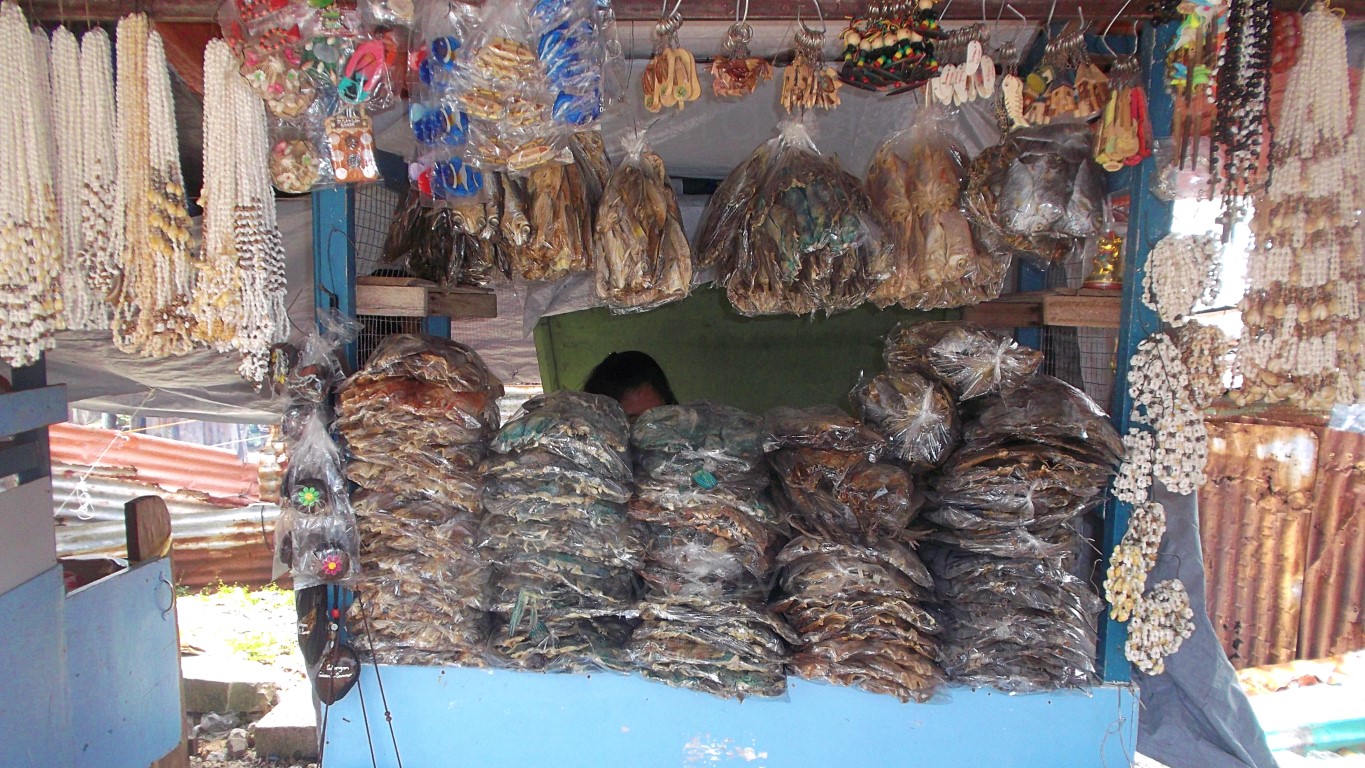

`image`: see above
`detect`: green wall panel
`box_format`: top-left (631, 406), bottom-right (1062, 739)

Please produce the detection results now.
top-left (535, 287), bottom-right (953, 415)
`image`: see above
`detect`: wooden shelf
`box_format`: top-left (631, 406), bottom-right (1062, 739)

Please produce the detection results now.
top-left (961, 288), bottom-right (1122, 329)
top-left (356, 276), bottom-right (497, 319)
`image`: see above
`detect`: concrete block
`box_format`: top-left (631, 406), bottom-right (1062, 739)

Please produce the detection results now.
top-left (251, 681), bottom-right (318, 760)
top-left (181, 655), bottom-right (282, 714)
top-left (226, 728), bottom-right (249, 758)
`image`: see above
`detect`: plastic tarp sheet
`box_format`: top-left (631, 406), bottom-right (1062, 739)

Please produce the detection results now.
top-left (1137, 482), bottom-right (1277, 768)
top-left (41, 197), bottom-right (316, 423)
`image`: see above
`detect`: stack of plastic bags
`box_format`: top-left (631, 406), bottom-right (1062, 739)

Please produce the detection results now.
top-left (627, 403), bottom-right (793, 699)
top-left (480, 391), bottom-right (642, 671)
top-left (902, 323), bottom-right (1122, 690)
top-left (335, 334), bottom-right (504, 665)
top-left (766, 406), bottom-right (944, 702)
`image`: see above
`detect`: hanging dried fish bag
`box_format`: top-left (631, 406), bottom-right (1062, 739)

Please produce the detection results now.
top-left (593, 130), bottom-right (693, 311)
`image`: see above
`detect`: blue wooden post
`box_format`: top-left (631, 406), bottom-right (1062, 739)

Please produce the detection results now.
top-left (1014, 263), bottom-right (1047, 350)
top-left (312, 186), bottom-right (358, 370)
top-left (423, 316), bottom-right (452, 338)
top-left (1097, 21), bottom-right (1177, 683)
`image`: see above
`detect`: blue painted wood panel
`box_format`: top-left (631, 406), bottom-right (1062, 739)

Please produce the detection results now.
top-left (0, 385), bottom-right (67, 440)
top-left (0, 567), bottom-right (73, 768)
top-left (322, 667), bottom-right (1137, 768)
top-left (65, 558), bottom-right (182, 768)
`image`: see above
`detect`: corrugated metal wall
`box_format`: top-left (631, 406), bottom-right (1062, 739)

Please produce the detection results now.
top-left (1199, 418), bottom-right (1365, 668)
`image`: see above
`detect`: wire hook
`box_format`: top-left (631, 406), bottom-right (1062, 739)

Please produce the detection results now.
top-left (1100, 0), bottom-right (1134, 59)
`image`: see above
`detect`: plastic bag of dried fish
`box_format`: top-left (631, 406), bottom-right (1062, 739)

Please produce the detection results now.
top-left (771, 534), bottom-right (944, 702)
top-left (963, 375), bottom-right (1123, 466)
top-left (481, 389), bottom-right (644, 671)
top-left (593, 130), bottom-right (692, 312)
top-left (883, 321), bottom-right (1042, 400)
top-left (769, 446), bottom-right (922, 543)
top-left (865, 108), bottom-right (1006, 310)
top-left (351, 490), bottom-right (492, 666)
top-left (765, 405), bottom-right (887, 456)
top-left (850, 372), bottom-right (959, 471)
top-left (706, 119), bottom-right (890, 316)
top-left (508, 132), bottom-right (606, 281)
top-left (631, 402), bottom-right (771, 492)
top-left (963, 122), bottom-right (1104, 267)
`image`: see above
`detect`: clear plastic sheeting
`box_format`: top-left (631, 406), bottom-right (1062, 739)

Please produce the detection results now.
top-left (850, 371), bottom-right (959, 471)
top-left (883, 321), bottom-right (1043, 401)
top-left (627, 402), bottom-right (789, 700)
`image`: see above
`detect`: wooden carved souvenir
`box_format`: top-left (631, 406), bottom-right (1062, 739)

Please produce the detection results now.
top-left (325, 112), bottom-right (379, 184)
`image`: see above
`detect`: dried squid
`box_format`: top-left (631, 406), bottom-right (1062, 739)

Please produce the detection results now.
top-left (706, 120), bottom-right (889, 316)
top-left (512, 133), bottom-right (605, 281)
top-left (593, 132), bottom-right (693, 311)
top-left (865, 111), bottom-right (1006, 309)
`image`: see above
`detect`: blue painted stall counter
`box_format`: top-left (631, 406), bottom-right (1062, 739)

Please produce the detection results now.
top-left (323, 665), bottom-right (1137, 767)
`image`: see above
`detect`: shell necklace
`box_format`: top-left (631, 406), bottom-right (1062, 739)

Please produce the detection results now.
top-left (76, 27), bottom-right (121, 326)
top-left (0, 2), bottom-right (62, 368)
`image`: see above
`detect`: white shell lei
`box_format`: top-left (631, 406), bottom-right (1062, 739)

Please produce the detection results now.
top-left (1125, 579), bottom-right (1195, 676)
top-left (76, 27), bottom-right (120, 325)
top-left (1238, 3), bottom-right (1363, 409)
top-left (112, 15), bottom-right (197, 358)
top-left (1143, 234), bottom-right (1221, 325)
top-left (199, 39), bottom-right (290, 384)
top-left (51, 26), bottom-right (106, 331)
top-left (0, 2), bottom-right (62, 368)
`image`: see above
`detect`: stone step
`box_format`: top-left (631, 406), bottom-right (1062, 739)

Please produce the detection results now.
top-left (251, 680), bottom-right (319, 761)
top-left (181, 655), bottom-right (284, 715)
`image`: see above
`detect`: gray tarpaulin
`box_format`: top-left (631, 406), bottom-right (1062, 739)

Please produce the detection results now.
top-left (1137, 483), bottom-right (1278, 768)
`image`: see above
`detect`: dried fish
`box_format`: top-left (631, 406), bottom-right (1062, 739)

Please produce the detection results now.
top-left (883, 321), bottom-right (1042, 400)
top-left (769, 447), bottom-right (922, 542)
top-left (850, 371), bottom-right (959, 471)
top-left (497, 173), bottom-right (531, 247)
top-left (594, 132), bottom-right (693, 312)
top-left (765, 405), bottom-right (888, 456)
top-left (707, 120), bottom-right (889, 316)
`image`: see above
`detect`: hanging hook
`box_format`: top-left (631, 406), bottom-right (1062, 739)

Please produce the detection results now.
top-left (1044, 0), bottom-right (1056, 38)
top-left (1099, 0), bottom-right (1134, 58)
top-left (940, 0), bottom-right (955, 19)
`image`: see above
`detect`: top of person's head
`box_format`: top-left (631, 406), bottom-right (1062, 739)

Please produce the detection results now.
top-left (582, 350), bottom-right (678, 406)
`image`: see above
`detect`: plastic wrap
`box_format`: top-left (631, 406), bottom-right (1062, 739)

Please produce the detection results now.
top-left (381, 189), bottom-right (463, 285)
top-left (275, 414), bottom-right (361, 589)
top-left (593, 131), bottom-right (692, 311)
top-left (883, 321), bottom-right (1043, 400)
top-left (630, 402), bottom-right (770, 492)
top-left (865, 109), bottom-right (1006, 310)
top-left (482, 389), bottom-right (643, 671)
top-left (507, 132), bottom-right (601, 280)
top-left (337, 334), bottom-right (502, 513)
top-left (350, 490), bottom-right (491, 666)
top-left (268, 114), bottom-right (332, 194)
top-left (771, 534), bottom-right (944, 702)
top-left (963, 122), bottom-right (1104, 266)
top-left (626, 402), bottom-right (789, 699)
top-left (963, 375), bottom-right (1124, 467)
top-left (770, 447), bottom-right (921, 543)
top-left (764, 405), bottom-right (887, 457)
top-left (702, 119), bottom-right (889, 316)
top-left (850, 372), bottom-right (959, 471)
top-left (490, 390), bottom-right (630, 481)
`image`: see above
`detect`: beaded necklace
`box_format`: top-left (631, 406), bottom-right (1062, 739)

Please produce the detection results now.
top-left (76, 27), bottom-right (121, 323)
top-left (51, 26), bottom-right (107, 331)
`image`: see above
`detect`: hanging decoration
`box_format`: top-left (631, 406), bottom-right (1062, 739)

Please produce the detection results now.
top-left (642, 7), bottom-right (701, 112)
top-left (75, 27), bottom-right (122, 317)
top-left (50, 27), bottom-right (107, 331)
top-left (1210, 0), bottom-right (1271, 240)
top-left (995, 40), bottom-right (1029, 130)
top-left (837, 0), bottom-right (939, 94)
top-left (0, 2), bottom-right (61, 368)
top-left (1093, 53), bottom-right (1152, 170)
top-left (782, 20), bottom-right (842, 112)
top-left (710, 3), bottom-right (772, 100)
top-left (198, 39), bottom-right (291, 385)
top-left (1125, 579), bottom-right (1196, 675)
top-left (1164, 3), bottom-right (1224, 178)
top-left (110, 15), bottom-right (197, 358)
top-left (1142, 233), bottom-right (1221, 325)
top-left (1237, 2), bottom-right (1362, 409)
top-left (1023, 21), bottom-right (1109, 126)
top-left (926, 23), bottom-right (995, 107)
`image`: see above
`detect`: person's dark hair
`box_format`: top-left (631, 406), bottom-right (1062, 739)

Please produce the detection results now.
top-left (582, 351), bottom-right (678, 406)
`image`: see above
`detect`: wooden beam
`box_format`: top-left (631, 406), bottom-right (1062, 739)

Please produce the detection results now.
top-left (961, 299), bottom-right (1044, 328)
top-left (125, 495), bottom-right (174, 563)
top-left (428, 288), bottom-right (498, 319)
top-left (0, 385), bottom-right (67, 440)
top-left (356, 283), bottom-right (429, 317)
top-left (1042, 292), bottom-right (1122, 328)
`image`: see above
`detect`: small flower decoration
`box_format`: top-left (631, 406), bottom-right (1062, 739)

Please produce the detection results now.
top-left (292, 485), bottom-right (324, 509)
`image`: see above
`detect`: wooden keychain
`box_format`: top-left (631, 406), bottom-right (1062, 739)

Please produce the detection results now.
top-left (643, 0), bottom-right (701, 112)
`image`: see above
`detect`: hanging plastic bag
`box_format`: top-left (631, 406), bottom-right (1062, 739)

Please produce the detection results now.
top-left (850, 371), bottom-right (959, 471)
top-left (706, 119), bottom-right (889, 316)
top-left (593, 129), bottom-right (692, 312)
top-left (883, 321), bottom-right (1042, 400)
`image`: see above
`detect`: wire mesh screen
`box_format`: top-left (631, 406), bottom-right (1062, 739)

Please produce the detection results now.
top-left (355, 183), bottom-right (401, 277)
top-left (358, 315), bottom-right (424, 367)
top-left (1036, 251), bottom-right (1120, 410)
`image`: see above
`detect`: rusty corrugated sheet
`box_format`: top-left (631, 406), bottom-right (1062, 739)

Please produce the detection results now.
top-left (1300, 429), bottom-right (1365, 659)
top-left (49, 422), bottom-right (261, 502)
top-left (1200, 421), bottom-right (1318, 669)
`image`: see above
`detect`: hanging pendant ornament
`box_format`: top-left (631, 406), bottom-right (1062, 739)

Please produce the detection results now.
top-left (928, 23), bottom-right (995, 107)
top-left (1211, 0), bottom-right (1272, 241)
top-left (1095, 53), bottom-right (1153, 170)
top-left (1236, 1), bottom-right (1361, 410)
top-left (995, 40), bottom-right (1029, 130)
top-left (837, 0), bottom-right (939, 94)
top-left (782, 9), bottom-right (842, 112)
top-left (642, 5), bottom-right (701, 112)
top-left (711, 0), bottom-right (772, 99)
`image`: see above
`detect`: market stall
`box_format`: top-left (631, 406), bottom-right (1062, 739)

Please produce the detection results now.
top-left (3, 0), bottom-right (1363, 765)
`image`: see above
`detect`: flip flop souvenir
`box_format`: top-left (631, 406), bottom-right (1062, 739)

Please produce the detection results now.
top-left (338, 39), bottom-right (387, 106)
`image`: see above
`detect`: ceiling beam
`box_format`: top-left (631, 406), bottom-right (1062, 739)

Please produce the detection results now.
top-left (25, 0), bottom-right (1365, 24)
